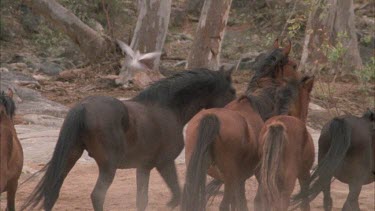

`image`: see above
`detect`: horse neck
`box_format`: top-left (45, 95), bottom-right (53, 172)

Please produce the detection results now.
top-left (172, 99), bottom-right (209, 125)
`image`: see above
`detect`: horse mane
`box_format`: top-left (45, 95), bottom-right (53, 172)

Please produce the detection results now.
top-left (0, 91), bottom-right (16, 118)
top-left (273, 79), bottom-right (300, 115)
top-left (241, 78), bottom-right (300, 120)
top-left (247, 48), bottom-right (288, 92)
top-left (132, 68), bottom-right (230, 107)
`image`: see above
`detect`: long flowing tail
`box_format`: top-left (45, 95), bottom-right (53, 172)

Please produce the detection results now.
top-left (181, 114), bottom-right (220, 211)
top-left (291, 118), bottom-right (351, 207)
top-left (260, 122), bottom-right (287, 208)
top-left (21, 104), bottom-right (86, 211)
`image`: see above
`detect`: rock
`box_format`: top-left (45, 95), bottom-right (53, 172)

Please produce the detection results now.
top-left (0, 67), bottom-right (9, 72)
top-left (21, 114), bottom-right (64, 127)
top-left (8, 62), bottom-right (28, 71)
top-left (1, 71), bottom-right (68, 117)
top-left (38, 61), bottom-right (63, 76)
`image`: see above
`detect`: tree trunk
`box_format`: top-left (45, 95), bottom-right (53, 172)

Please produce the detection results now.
top-left (186, 0), bottom-right (233, 70)
top-left (299, 0), bottom-right (363, 74)
top-left (24, 0), bottom-right (113, 62)
top-left (116, 0), bottom-right (171, 88)
top-left (130, 0), bottom-right (171, 71)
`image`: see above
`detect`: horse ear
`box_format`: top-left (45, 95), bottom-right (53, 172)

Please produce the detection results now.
top-left (273, 38), bottom-right (279, 48)
top-left (282, 38), bottom-right (291, 56)
top-left (6, 88), bottom-right (13, 99)
top-left (301, 75), bottom-right (314, 93)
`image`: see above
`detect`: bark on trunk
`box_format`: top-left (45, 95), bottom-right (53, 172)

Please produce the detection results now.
top-left (116, 0), bottom-right (171, 88)
top-left (299, 0), bottom-right (363, 74)
top-left (130, 0), bottom-right (171, 71)
top-left (187, 0), bottom-right (233, 70)
top-left (24, 0), bottom-right (113, 62)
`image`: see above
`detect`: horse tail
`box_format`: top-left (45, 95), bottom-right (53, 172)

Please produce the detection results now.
top-left (21, 104), bottom-right (86, 211)
top-left (181, 114), bottom-right (220, 211)
top-left (291, 117), bottom-right (351, 207)
top-left (260, 122), bottom-right (287, 206)
top-left (206, 178), bottom-right (223, 202)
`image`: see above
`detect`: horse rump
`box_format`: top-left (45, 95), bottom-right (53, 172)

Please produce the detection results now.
top-left (291, 117), bottom-right (351, 207)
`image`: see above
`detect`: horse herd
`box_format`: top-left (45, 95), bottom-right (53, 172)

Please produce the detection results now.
top-left (1, 39), bottom-right (374, 211)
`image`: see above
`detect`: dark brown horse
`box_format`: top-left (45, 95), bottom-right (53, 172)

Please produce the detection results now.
top-left (256, 77), bottom-right (315, 211)
top-left (181, 40), bottom-right (306, 211)
top-left (291, 109), bottom-right (375, 211)
top-left (182, 76), bottom-right (314, 211)
top-left (22, 68), bottom-right (236, 211)
top-left (0, 89), bottom-right (23, 211)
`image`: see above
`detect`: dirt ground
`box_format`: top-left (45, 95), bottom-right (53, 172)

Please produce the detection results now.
top-left (1, 163), bottom-right (372, 211)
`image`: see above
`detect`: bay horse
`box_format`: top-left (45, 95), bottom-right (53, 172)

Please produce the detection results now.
top-left (291, 109), bottom-right (375, 211)
top-left (0, 89), bottom-right (23, 211)
top-left (182, 75), bottom-right (314, 211)
top-left (256, 76), bottom-right (315, 211)
top-left (22, 68), bottom-right (236, 211)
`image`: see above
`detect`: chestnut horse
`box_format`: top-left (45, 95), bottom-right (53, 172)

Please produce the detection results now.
top-left (256, 76), bottom-right (315, 211)
top-left (182, 75), bottom-right (314, 211)
top-left (292, 109), bottom-right (375, 211)
top-left (0, 89), bottom-right (23, 211)
top-left (182, 39), bottom-right (300, 211)
top-left (22, 68), bottom-right (236, 211)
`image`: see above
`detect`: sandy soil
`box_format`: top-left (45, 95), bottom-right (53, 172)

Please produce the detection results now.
top-left (2, 163), bottom-right (373, 211)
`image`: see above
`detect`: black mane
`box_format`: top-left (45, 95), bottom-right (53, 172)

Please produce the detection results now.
top-left (247, 48), bottom-right (289, 92)
top-left (0, 91), bottom-right (16, 118)
top-left (132, 68), bottom-right (230, 107)
top-left (243, 78), bottom-right (299, 120)
top-left (274, 79), bottom-right (299, 115)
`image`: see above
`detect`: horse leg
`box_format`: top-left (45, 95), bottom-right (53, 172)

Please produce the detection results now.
top-left (219, 182), bottom-right (232, 211)
top-left (6, 179), bottom-right (17, 211)
top-left (136, 167), bottom-right (151, 211)
top-left (254, 173), bottom-right (266, 211)
top-left (91, 165), bottom-right (116, 211)
top-left (298, 171), bottom-right (311, 211)
top-left (342, 183), bottom-right (362, 211)
top-left (236, 180), bottom-right (248, 211)
top-left (322, 182), bottom-right (332, 211)
top-left (156, 161), bottom-right (181, 208)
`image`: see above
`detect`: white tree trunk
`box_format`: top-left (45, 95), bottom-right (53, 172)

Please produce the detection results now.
top-left (24, 0), bottom-right (112, 62)
top-left (299, 0), bottom-right (362, 74)
top-left (186, 0), bottom-right (233, 70)
top-left (116, 0), bottom-right (171, 88)
top-left (130, 0), bottom-right (171, 70)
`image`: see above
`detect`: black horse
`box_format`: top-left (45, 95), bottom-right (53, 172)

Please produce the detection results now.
top-left (22, 68), bottom-right (236, 211)
top-left (292, 109), bottom-right (375, 211)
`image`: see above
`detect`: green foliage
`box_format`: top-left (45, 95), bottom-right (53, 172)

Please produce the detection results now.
top-left (31, 24), bottom-right (66, 56)
top-left (360, 34), bottom-right (372, 46)
top-left (286, 14), bottom-right (306, 38)
top-left (321, 31), bottom-right (349, 70)
top-left (355, 57), bottom-right (375, 88)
